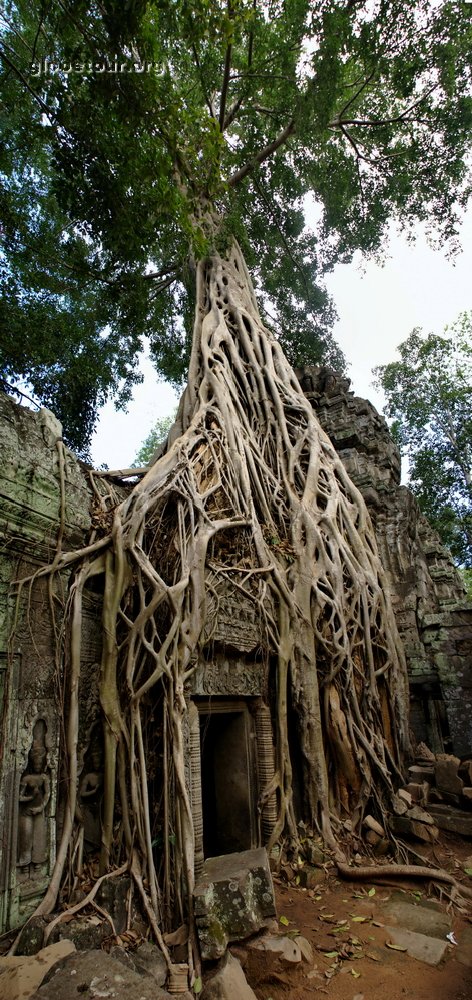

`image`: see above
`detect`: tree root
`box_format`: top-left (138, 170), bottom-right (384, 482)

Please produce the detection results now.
top-left (336, 860), bottom-right (472, 901)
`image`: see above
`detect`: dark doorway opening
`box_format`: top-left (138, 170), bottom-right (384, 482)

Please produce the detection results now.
top-left (199, 705), bottom-right (255, 858)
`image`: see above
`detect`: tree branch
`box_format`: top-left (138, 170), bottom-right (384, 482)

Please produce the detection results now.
top-left (191, 42), bottom-right (216, 119)
top-left (0, 45), bottom-right (54, 120)
top-left (227, 119), bottom-right (295, 187)
top-left (219, 40), bottom-right (233, 131)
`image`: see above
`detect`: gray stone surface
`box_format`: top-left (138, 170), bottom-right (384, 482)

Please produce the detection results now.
top-left (132, 940), bottom-right (168, 985)
top-left (385, 926), bottom-right (448, 965)
top-left (382, 897), bottom-right (451, 938)
top-left (201, 952), bottom-right (257, 1000)
top-left (427, 804), bottom-right (472, 836)
top-left (249, 934), bottom-right (302, 963)
top-left (31, 949), bottom-right (171, 1000)
top-left (194, 848), bottom-right (276, 960)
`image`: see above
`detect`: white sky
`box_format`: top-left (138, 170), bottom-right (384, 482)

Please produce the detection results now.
top-left (91, 209), bottom-right (472, 470)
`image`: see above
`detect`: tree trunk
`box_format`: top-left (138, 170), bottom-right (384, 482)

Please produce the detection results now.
top-left (33, 240), bottom-right (412, 951)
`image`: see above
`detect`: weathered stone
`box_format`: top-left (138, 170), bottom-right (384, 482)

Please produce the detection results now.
top-left (31, 949), bottom-right (170, 1000)
top-left (392, 794), bottom-right (409, 816)
top-left (0, 941), bottom-right (75, 1000)
top-left (406, 805), bottom-right (435, 825)
top-left (302, 840), bottom-right (325, 866)
top-left (408, 766), bottom-right (435, 784)
top-left (397, 788), bottom-right (413, 807)
top-left (201, 952), bottom-right (257, 1000)
top-left (382, 898), bottom-right (451, 938)
top-left (194, 848), bottom-right (276, 960)
top-left (415, 742), bottom-right (436, 761)
top-left (404, 782), bottom-right (428, 804)
top-left (384, 926), bottom-right (448, 966)
top-left (298, 865), bottom-right (324, 888)
top-left (434, 756), bottom-right (464, 795)
top-left (365, 829), bottom-right (381, 846)
top-left (427, 804), bottom-right (472, 836)
top-left (388, 815), bottom-right (439, 842)
top-left (462, 787), bottom-right (472, 803)
top-left (132, 941), bottom-right (168, 986)
top-left (363, 815), bottom-right (385, 837)
top-left (250, 934), bottom-right (302, 963)
top-left (295, 935), bottom-right (314, 963)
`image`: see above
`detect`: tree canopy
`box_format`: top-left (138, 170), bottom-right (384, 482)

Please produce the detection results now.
top-left (133, 408), bottom-right (177, 465)
top-left (374, 313), bottom-right (472, 566)
top-left (1, 0), bottom-right (471, 450)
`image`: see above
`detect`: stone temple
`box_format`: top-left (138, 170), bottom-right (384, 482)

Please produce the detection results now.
top-left (0, 374), bottom-right (470, 935)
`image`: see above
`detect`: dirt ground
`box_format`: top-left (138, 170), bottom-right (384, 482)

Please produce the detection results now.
top-left (238, 832), bottom-right (472, 1000)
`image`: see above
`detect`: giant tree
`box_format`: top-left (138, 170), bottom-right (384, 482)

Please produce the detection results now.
top-left (2, 0), bottom-right (472, 978)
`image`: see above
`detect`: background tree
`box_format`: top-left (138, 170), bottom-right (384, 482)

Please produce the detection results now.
top-left (133, 409), bottom-right (178, 466)
top-left (374, 314), bottom-right (472, 565)
top-left (1, 1), bottom-right (471, 450)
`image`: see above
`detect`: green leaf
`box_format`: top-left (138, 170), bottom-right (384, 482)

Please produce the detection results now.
top-left (279, 915), bottom-right (290, 926)
top-left (193, 975), bottom-right (202, 994)
top-left (368, 887), bottom-right (376, 897)
top-left (464, 867), bottom-right (472, 876)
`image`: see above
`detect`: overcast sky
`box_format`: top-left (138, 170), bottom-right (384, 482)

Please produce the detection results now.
top-left (91, 209), bottom-right (472, 470)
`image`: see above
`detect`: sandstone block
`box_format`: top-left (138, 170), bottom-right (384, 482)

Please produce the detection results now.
top-left (392, 793), bottom-right (408, 816)
top-left (427, 804), bottom-right (472, 836)
top-left (408, 765), bottom-right (435, 784)
top-left (363, 814), bottom-right (385, 837)
top-left (201, 952), bottom-right (257, 999)
top-left (435, 757), bottom-right (464, 796)
top-left (194, 848), bottom-right (276, 960)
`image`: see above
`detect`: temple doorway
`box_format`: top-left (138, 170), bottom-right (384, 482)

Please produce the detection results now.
top-left (198, 700), bottom-right (257, 858)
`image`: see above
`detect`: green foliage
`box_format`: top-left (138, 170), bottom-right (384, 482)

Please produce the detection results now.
top-left (1, 1), bottom-right (472, 446)
top-left (460, 568), bottom-right (472, 600)
top-left (374, 314), bottom-right (472, 565)
top-left (133, 409), bottom-right (177, 466)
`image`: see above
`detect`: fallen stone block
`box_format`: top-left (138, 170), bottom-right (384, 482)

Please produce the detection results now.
top-left (201, 951), bottom-right (258, 999)
top-left (249, 933), bottom-right (302, 963)
top-left (427, 804), bottom-right (472, 836)
top-left (194, 848), bottom-right (276, 960)
top-left (462, 788), bottom-right (472, 804)
top-left (435, 756), bottom-right (464, 796)
top-left (363, 814), bottom-right (385, 837)
top-left (406, 805), bottom-right (435, 825)
top-left (384, 926), bottom-right (448, 965)
top-left (0, 941), bottom-right (75, 1000)
top-left (398, 789), bottom-right (413, 807)
top-left (31, 948), bottom-right (171, 1000)
top-left (388, 815), bottom-right (439, 842)
top-left (408, 765), bottom-right (435, 784)
top-left (404, 782), bottom-right (429, 804)
top-left (392, 793), bottom-right (409, 816)
top-left (295, 935), bottom-right (314, 963)
top-left (382, 898), bottom-right (451, 938)
top-left (298, 864), bottom-right (324, 888)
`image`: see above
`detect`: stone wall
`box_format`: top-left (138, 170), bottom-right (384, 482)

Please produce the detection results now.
top-left (0, 394), bottom-right (97, 931)
top-left (296, 366), bottom-right (472, 757)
